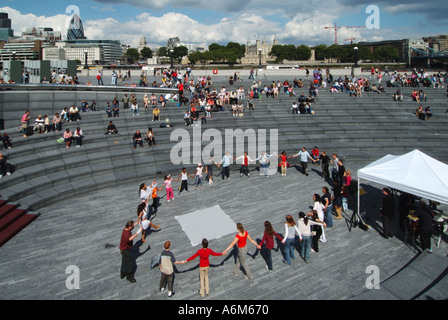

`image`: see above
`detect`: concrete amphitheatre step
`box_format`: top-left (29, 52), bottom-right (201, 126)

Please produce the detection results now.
top-left (0, 82), bottom-right (446, 213)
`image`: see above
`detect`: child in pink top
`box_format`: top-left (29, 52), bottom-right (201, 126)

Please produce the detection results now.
top-left (164, 174), bottom-right (174, 202)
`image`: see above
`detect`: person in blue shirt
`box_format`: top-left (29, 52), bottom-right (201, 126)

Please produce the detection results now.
top-left (218, 151), bottom-right (233, 180)
top-left (105, 102), bottom-right (112, 117)
top-left (292, 147), bottom-right (314, 176)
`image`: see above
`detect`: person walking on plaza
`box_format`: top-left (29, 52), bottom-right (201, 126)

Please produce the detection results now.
top-left (223, 223), bottom-right (259, 279)
top-left (159, 241), bottom-right (185, 298)
top-left (119, 220), bottom-right (141, 283)
top-left (136, 201), bottom-right (160, 243)
top-left (309, 210), bottom-right (325, 253)
top-left (218, 151), bottom-right (233, 180)
top-left (175, 167), bottom-right (194, 194)
top-left (234, 151), bottom-right (255, 178)
top-left (281, 215), bottom-right (302, 265)
top-left (150, 180), bottom-right (163, 213)
top-left (205, 157), bottom-right (218, 185)
top-left (318, 151), bottom-right (331, 180)
top-left (256, 151), bottom-right (276, 177)
top-left (164, 174), bottom-right (174, 202)
top-left (258, 221), bottom-right (283, 270)
top-left (330, 153), bottom-right (340, 183)
top-left (297, 212), bottom-right (326, 263)
top-left (183, 238), bottom-right (223, 298)
top-left (321, 187), bottom-right (333, 227)
top-left (194, 163), bottom-right (204, 190)
top-left (277, 151), bottom-right (290, 176)
top-left (292, 147), bottom-right (313, 176)
top-left (96, 70), bottom-right (103, 85)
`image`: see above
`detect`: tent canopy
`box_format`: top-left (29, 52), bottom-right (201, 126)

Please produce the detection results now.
top-left (357, 150), bottom-right (448, 205)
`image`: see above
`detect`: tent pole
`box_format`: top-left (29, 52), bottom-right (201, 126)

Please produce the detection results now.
top-left (357, 177), bottom-right (361, 220)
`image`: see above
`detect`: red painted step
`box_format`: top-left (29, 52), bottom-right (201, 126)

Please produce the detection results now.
top-left (0, 204), bottom-right (18, 219)
top-left (0, 208), bottom-right (27, 232)
top-left (0, 213), bottom-right (39, 247)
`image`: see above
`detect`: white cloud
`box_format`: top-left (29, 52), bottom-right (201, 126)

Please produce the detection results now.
top-left (82, 11), bottom-right (282, 47)
top-left (94, 0), bottom-right (252, 13)
top-left (1, 3), bottom-right (436, 50)
top-left (0, 6), bottom-right (70, 36)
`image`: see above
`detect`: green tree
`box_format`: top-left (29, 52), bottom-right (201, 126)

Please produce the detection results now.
top-left (188, 51), bottom-right (202, 65)
top-left (269, 44), bottom-right (300, 62)
top-left (313, 44), bottom-right (327, 60)
top-left (357, 45), bottom-right (373, 61)
top-left (157, 46), bottom-right (168, 57)
top-left (226, 42), bottom-right (246, 59)
top-left (296, 45), bottom-right (312, 60)
top-left (173, 46), bottom-right (189, 61)
top-left (373, 45), bottom-right (399, 61)
top-left (324, 44), bottom-right (344, 62)
top-left (125, 48), bottom-right (140, 64)
top-left (140, 47), bottom-right (153, 59)
top-left (209, 43), bottom-right (225, 51)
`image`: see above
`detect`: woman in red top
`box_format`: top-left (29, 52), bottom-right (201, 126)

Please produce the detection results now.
top-left (224, 223), bottom-right (259, 280)
top-left (277, 151), bottom-right (290, 176)
top-left (184, 238), bottom-right (223, 298)
top-left (259, 221), bottom-right (283, 271)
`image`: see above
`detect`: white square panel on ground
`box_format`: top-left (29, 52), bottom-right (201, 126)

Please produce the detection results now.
top-left (175, 205), bottom-right (236, 246)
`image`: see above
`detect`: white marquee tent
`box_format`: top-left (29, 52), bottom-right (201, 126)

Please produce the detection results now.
top-left (357, 150), bottom-right (448, 215)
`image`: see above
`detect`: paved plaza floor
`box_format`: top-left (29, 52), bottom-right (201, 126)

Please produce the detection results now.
top-left (1, 160), bottom-right (447, 302)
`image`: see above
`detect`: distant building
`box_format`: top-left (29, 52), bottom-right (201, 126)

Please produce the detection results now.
top-left (67, 13), bottom-right (86, 40)
top-left (138, 36), bottom-right (147, 52)
top-left (423, 35), bottom-right (448, 52)
top-left (358, 38), bottom-right (428, 65)
top-left (0, 39), bottom-right (49, 60)
top-left (241, 39), bottom-right (278, 65)
top-left (42, 47), bottom-right (66, 61)
top-left (178, 42), bottom-right (206, 54)
top-left (0, 12), bottom-right (14, 41)
top-left (54, 40), bottom-right (123, 65)
top-left (167, 37), bottom-right (180, 49)
top-left (23, 27), bottom-right (61, 42)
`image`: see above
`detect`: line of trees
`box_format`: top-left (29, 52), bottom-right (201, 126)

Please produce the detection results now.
top-left (124, 45), bottom-right (190, 64)
top-left (123, 41), bottom-right (400, 65)
top-left (188, 42), bottom-right (246, 65)
top-left (124, 47), bottom-right (154, 64)
top-left (270, 43), bottom-right (399, 63)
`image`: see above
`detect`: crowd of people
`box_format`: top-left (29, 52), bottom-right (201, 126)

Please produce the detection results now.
top-left (386, 68), bottom-right (446, 88)
top-left (119, 145), bottom-right (355, 298)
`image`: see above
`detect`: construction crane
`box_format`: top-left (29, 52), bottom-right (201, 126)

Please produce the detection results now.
top-left (344, 37), bottom-right (356, 44)
top-left (324, 23), bottom-right (365, 45)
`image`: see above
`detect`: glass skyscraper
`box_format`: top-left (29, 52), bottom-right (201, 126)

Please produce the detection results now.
top-left (66, 13), bottom-right (86, 40)
top-left (0, 12), bottom-right (14, 41)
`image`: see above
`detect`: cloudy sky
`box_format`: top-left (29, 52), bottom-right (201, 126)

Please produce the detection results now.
top-left (1, 0), bottom-right (447, 48)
